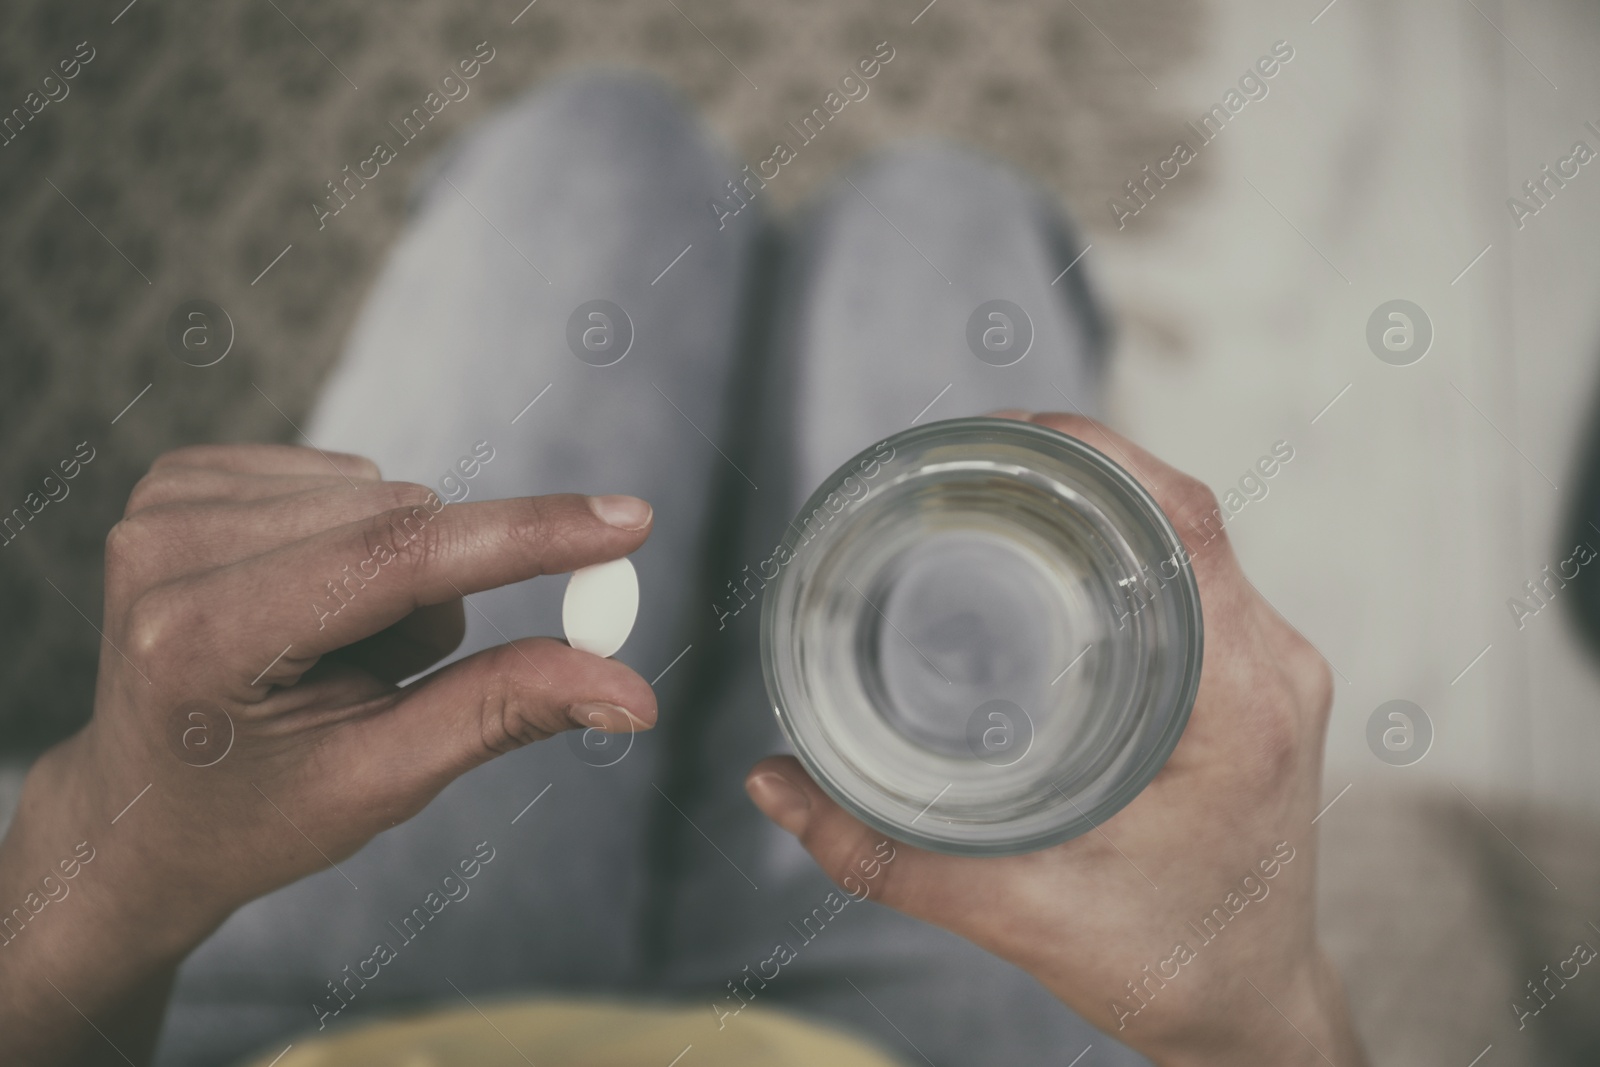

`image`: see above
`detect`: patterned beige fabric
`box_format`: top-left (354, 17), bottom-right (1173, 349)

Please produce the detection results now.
top-left (0, 0), bottom-right (1200, 753)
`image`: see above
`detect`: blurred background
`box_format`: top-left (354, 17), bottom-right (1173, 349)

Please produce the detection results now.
top-left (3, 0), bottom-right (1600, 1061)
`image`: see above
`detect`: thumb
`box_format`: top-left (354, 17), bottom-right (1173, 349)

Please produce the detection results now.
top-left (745, 756), bottom-right (912, 905)
top-left (343, 637), bottom-right (657, 805)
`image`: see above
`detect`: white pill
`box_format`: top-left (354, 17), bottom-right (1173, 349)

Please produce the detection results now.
top-left (562, 557), bottom-right (639, 658)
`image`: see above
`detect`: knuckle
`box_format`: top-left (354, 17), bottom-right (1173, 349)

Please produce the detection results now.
top-left (1312, 656), bottom-right (1334, 719)
top-left (504, 498), bottom-right (574, 571)
top-left (1280, 627), bottom-right (1335, 724)
top-left (475, 655), bottom-right (555, 756)
top-left (124, 470), bottom-right (183, 515)
top-left (373, 501), bottom-right (446, 572)
top-left (1032, 411), bottom-right (1099, 440)
top-left (106, 510), bottom-right (200, 603)
top-left (103, 517), bottom-right (149, 573)
top-left (123, 584), bottom-right (185, 665)
top-left (1169, 476), bottom-right (1222, 529)
top-left (147, 445), bottom-right (212, 473)
top-left (331, 451), bottom-right (382, 479)
top-left (381, 481), bottom-right (439, 512)
top-left (1168, 479), bottom-right (1229, 559)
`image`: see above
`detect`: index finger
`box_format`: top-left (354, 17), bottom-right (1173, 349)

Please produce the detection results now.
top-left (149, 492), bottom-right (652, 694)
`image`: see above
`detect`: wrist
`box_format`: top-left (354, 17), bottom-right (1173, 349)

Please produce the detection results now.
top-left (1148, 949), bottom-right (1367, 1067)
top-left (2, 730), bottom-right (224, 972)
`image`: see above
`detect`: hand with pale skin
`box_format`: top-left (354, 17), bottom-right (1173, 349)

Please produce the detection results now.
top-left (0, 444), bottom-right (658, 1067)
top-left (746, 412), bottom-right (1370, 1067)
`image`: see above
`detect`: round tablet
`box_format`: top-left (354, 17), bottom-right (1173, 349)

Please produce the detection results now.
top-left (562, 557), bottom-right (639, 658)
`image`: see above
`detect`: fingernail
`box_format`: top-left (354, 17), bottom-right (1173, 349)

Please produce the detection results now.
top-left (589, 495), bottom-right (652, 530)
top-left (746, 772), bottom-right (811, 834)
top-left (568, 702), bottom-right (645, 733)
top-left (986, 408), bottom-right (1032, 420)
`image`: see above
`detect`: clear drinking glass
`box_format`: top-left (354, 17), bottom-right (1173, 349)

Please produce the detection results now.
top-left (760, 417), bottom-right (1203, 856)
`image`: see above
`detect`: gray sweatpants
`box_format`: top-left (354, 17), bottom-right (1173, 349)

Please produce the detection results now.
top-left (155, 71), bottom-right (1144, 1067)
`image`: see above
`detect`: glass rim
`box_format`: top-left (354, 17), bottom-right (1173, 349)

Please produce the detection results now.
top-left (760, 415), bottom-right (1205, 856)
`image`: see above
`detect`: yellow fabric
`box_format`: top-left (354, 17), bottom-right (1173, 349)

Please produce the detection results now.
top-left (240, 997), bottom-right (905, 1067)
